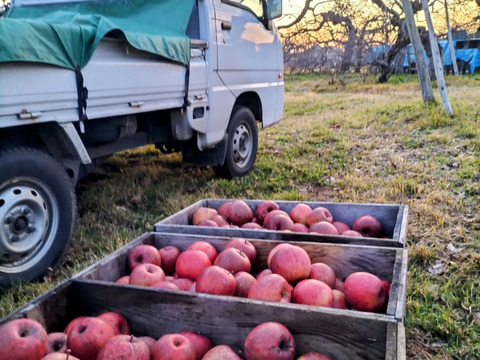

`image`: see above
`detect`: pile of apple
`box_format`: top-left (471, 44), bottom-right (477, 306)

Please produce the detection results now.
top-left (0, 313), bottom-right (333, 360)
top-left (190, 200), bottom-right (386, 237)
top-left (115, 238), bottom-right (390, 313)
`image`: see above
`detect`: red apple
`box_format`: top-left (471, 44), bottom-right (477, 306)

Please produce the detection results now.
top-left (264, 214), bottom-right (294, 231)
top-left (331, 289), bottom-right (349, 309)
top-left (97, 335), bottom-right (150, 360)
top-left (225, 238), bottom-right (257, 264)
top-left (241, 222), bottom-right (263, 229)
top-left (64, 317), bottom-right (88, 335)
top-left (296, 352), bottom-right (333, 360)
top-left (292, 223), bottom-right (309, 233)
top-left (46, 332), bottom-right (67, 354)
top-left (292, 279), bottom-right (333, 307)
top-left (270, 245), bottom-right (311, 284)
top-left (255, 200), bottom-right (280, 224)
top-left (41, 351), bottom-right (80, 360)
top-left (138, 336), bottom-right (157, 352)
top-left (352, 215), bottom-right (383, 237)
top-left (263, 210), bottom-right (289, 229)
top-left (214, 248), bottom-right (251, 274)
top-left (211, 214), bottom-right (230, 227)
top-left (180, 330), bottom-right (212, 360)
top-left (267, 243), bottom-right (292, 269)
top-left (197, 220), bottom-right (218, 227)
top-left (217, 202), bottom-right (233, 218)
top-left (289, 203), bottom-right (312, 225)
top-left (309, 222), bottom-right (339, 235)
top-left (192, 207), bottom-right (218, 225)
top-left (67, 316), bottom-right (115, 360)
top-left (334, 277), bottom-right (345, 292)
top-left (187, 241), bottom-right (218, 264)
top-left (344, 272), bottom-right (387, 312)
top-left (244, 322), bottom-right (295, 360)
top-left (223, 200), bottom-right (253, 226)
top-left (171, 277), bottom-right (195, 291)
top-left (128, 244), bottom-right (161, 271)
top-left (341, 230), bottom-right (363, 237)
top-left (382, 280), bottom-right (391, 305)
top-left (129, 263), bottom-right (166, 287)
top-left (159, 246), bottom-right (181, 275)
top-left (202, 345), bottom-right (241, 360)
top-left (115, 275), bottom-right (130, 285)
top-left (234, 271), bottom-right (257, 297)
top-left (175, 250), bottom-right (212, 281)
top-left (306, 207), bottom-right (334, 226)
top-left (97, 312), bottom-right (130, 336)
top-left (248, 273), bottom-right (293, 303)
top-left (151, 281), bottom-right (180, 290)
top-left (196, 265), bottom-right (237, 296)
top-left (309, 263), bottom-right (336, 289)
top-left (333, 221), bottom-right (350, 234)
top-left (256, 268), bottom-right (273, 278)
top-left (0, 318), bottom-right (48, 360)
top-left (152, 334), bottom-right (195, 360)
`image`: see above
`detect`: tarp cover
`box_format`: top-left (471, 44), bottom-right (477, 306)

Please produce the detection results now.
top-left (0, 0), bottom-right (195, 70)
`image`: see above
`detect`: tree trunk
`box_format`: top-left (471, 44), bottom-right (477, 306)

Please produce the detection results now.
top-left (445, 0), bottom-right (459, 75)
top-left (401, 0), bottom-right (435, 103)
top-left (422, 0), bottom-right (453, 114)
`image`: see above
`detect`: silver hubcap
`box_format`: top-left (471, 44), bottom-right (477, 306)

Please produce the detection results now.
top-left (0, 178), bottom-right (57, 273)
top-left (232, 123), bottom-right (252, 168)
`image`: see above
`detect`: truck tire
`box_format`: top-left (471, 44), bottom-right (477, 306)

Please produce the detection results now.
top-left (214, 106), bottom-right (258, 178)
top-left (0, 147), bottom-right (76, 288)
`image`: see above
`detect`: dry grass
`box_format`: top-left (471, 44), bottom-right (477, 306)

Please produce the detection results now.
top-left (1, 73), bottom-right (479, 358)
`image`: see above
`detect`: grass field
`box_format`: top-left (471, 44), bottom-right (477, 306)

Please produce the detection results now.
top-left (1, 73), bottom-right (479, 359)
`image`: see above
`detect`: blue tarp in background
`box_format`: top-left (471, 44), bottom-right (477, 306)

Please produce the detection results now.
top-left (370, 39), bottom-right (480, 74)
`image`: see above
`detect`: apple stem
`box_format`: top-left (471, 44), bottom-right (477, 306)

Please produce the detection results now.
top-left (130, 334), bottom-right (134, 343)
top-left (66, 349), bottom-right (71, 360)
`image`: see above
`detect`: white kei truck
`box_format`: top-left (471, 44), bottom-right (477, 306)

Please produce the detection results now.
top-left (0, 0), bottom-right (284, 287)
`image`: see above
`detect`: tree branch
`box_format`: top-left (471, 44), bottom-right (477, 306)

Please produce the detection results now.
top-left (277, 0), bottom-right (314, 30)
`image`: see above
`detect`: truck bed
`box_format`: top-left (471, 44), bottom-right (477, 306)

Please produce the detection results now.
top-left (0, 37), bottom-right (206, 128)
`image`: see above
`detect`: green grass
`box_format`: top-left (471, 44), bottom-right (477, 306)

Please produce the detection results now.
top-left (1, 74), bottom-right (480, 358)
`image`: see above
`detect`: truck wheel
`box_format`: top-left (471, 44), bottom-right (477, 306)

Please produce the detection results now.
top-left (0, 147), bottom-right (76, 288)
top-left (214, 106), bottom-right (258, 178)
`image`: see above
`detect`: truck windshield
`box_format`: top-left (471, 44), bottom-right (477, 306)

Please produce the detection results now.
top-left (222, 0), bottom-right (264, 21)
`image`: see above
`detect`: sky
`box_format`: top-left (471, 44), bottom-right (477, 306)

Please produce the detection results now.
top-left (276, 0), bottom-right (478, 34)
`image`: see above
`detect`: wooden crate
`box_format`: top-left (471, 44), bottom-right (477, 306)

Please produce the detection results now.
top-left (1, 232), bottom-right (407, 359)
top-left (1, 278), bottom-right (406, 360)
top-left (153, 199), bottom-right (409, 247)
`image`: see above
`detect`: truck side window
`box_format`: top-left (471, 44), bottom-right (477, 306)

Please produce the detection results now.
top-left (221, 0), bottom-right (264, 20)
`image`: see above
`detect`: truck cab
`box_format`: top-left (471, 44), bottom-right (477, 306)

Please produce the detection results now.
top-left (0, 0), bottom-right (284, 287)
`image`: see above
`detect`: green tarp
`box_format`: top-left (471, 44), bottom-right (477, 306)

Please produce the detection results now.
top-left (0, 0), bottom-right (195, 70)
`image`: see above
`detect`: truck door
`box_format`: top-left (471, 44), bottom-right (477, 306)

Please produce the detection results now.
top-left (212, 0), bottom-right (283, 128)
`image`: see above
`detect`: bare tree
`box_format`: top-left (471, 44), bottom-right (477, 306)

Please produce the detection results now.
top-left (444, 0), bottom-right (459, 75)
top-left (278, 0), bottom-right (477, 79)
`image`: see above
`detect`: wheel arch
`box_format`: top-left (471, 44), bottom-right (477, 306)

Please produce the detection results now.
top-left (0, 122), bottom-right (88, 184)
top-left (233, 92), bottom-right (262, 124)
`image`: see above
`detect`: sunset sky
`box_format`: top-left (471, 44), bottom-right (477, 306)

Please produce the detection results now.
top-left (277, 0), bottom-right (478, 34)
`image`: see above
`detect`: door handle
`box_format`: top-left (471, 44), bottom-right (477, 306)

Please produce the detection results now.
top-left (221, 21), bottom-right (232, 31)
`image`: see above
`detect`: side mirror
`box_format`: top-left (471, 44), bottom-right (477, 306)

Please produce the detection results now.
top-left (267, 0), bottom-right (282, 20)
